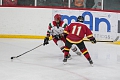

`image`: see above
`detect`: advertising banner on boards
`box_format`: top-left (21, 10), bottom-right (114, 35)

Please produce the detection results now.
top-left (52, 9), bottom-right (118, 41)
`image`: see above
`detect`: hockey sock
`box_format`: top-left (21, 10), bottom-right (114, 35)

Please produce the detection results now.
top-left (60, 46), bottom-right (65, 53)
top-left (80, 48), bottom-right (91, 61)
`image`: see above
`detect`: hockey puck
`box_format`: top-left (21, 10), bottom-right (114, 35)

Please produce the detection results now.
top-left (11, 57), bottom-right (14, 59)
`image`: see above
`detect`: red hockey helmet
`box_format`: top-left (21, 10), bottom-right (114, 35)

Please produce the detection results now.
top-left (54, 14), bottom-right (61, 23)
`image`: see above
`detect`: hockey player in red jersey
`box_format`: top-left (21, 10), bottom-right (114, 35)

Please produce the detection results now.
top-left (63, 16), bottom-right (96, 65)
top-left (43, 14), bottom-right (81, 58)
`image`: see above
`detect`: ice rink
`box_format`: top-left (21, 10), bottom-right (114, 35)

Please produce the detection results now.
top-left (0, 38), bottom-right (120, 80)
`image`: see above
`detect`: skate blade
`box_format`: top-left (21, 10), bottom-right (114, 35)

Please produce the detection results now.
top-left (90, 64), bottom-right (94, 67)
top-left (68, 57), bottom-right (72, 60)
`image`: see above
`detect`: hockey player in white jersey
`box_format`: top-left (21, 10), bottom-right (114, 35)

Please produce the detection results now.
top-left (43, 14), bottom-right (81, 58)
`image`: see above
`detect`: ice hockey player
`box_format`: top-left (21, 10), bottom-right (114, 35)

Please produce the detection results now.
top-left (43, 14), bottom-right (81, 58)
top-left (63, 16), bottom-right (96, 65)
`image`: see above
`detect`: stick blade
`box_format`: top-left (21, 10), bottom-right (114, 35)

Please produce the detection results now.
top-left (113, 36), bottom-right (119, 42)
top-left (11, 57), bottom-right (16, 59)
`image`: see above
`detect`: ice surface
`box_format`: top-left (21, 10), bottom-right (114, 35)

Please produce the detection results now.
top-left (0, 38), bottom-right (120, 80)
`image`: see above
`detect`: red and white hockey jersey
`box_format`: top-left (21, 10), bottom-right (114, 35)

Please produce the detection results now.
top-left (47, 21), bottom-right (68, 37)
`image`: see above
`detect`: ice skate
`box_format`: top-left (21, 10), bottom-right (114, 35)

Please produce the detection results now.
top-left (67, 54), bottom-right (72, 60)
top-left (63, 57), bottom-right (68, 65)
top-left (63, 57), bottom-right (67, 62)
top-left (89, 60), bottom-right (93, 67)
top-left (63, 54), bottom-right (71, 63)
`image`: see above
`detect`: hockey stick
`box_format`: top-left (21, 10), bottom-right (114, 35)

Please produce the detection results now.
top-left (84, 36), bottom-right (119, 42)
top-left (11, 43), bottom-right (43, 60)
top-left (11, 38), bottom-right (53, 60)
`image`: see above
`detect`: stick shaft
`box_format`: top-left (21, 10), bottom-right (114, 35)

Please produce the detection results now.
top-left (84, 40), bottom-right (113, 42)
top-left (84, 36), bottom-right (119, 42)
top-left (13, 44), bottom-right (43, 59)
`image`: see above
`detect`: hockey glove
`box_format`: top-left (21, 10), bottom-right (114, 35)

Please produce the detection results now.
top-left (43, 37), bottom-right (49, 46)
top-left (89, 37), bottom-right (96, 44)
top-left (54, 35), bottom-right (61, 40)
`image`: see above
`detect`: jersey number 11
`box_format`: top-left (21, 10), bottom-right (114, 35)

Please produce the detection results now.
top-left (72, 25), bottom-right (82, 36)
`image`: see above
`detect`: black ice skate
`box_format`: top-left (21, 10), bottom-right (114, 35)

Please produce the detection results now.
top-left (89, 60), bottom-right (93, 66)
top-left (67, 54), bottom-right (72, 60)
top-left (63, 54), bottom-right (71, 62)
top-left (63, 57), bottom-right (67, 62)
